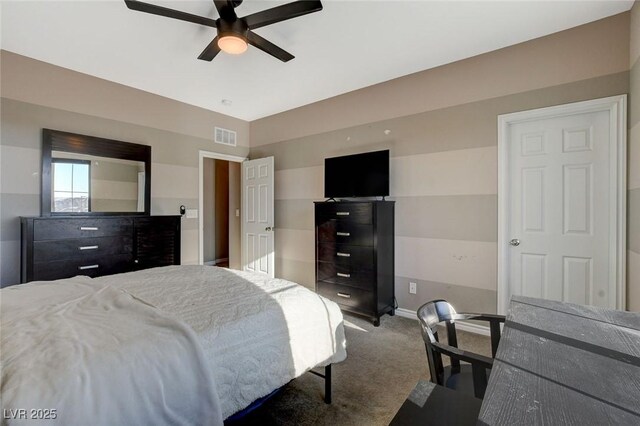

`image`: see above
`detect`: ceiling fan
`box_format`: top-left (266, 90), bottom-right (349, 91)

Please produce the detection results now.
top-left (124, 0), bottom-right (323, 62)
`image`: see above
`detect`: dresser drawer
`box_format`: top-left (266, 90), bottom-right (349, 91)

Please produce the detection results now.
top-left (33, 236), bottom-right (133, 262)
top-left (317, 281), bottom-right (374, 312)
top-left (33, 218), bottom-right (133, 241)
top-left (317, 243), bottom-right (374, 268)
top-left (317, 221), bottom-right (373, 246)
top-left (317, 261), bottom-right (374, 290)
top-left (32, 254), bottom-right (133, 281)
top-left (316, 203), bottom-right (372, 224)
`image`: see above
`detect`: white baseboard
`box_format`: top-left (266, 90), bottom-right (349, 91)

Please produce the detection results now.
top-left (395, 308), bottom-right (490, 336)
top-left (395, 308), bottom-right (419, 320)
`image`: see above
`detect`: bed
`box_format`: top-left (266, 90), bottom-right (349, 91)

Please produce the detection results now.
top-left (1, 265), bottom-right (347, 425)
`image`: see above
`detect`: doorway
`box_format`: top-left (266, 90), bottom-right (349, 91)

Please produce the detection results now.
top-left (497, 95), bottom-right (626, 314)
top-left (198, 151), bottom-right (245, 268)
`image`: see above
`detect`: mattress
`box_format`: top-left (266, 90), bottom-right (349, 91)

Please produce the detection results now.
top-left (95, 265), bottom-right (347, 418)
top-left (1, 276), bottom-right (222, 426)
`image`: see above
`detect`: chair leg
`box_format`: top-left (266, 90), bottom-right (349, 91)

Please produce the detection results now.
top-left (489, 321), bottom-right (501, 357)
top-left (471, 364), bottom-right (488, 399)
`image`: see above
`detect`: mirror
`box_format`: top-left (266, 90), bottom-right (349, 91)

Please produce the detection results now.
top-left (42, 129), bottom-right (151, 216)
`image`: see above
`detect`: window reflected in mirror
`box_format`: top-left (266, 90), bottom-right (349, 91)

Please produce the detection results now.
top-left (52, 159), bottom-right (90, 213)
top-left (51, 151), bottom-right (146, 213)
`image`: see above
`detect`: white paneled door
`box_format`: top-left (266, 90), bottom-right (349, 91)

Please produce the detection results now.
top-left (241, 157), bottom-right (275, 278)
top-left (499, 96), bottom-right (626, 313)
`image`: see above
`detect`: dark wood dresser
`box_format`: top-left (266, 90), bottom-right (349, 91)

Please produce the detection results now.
top-left (314, 200), bottom-right (395, 326)
top-left (20, 215), bottom-right (181, 283)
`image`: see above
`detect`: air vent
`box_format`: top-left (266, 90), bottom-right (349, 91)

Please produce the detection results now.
top-left (214, 127), bottom-right (237, 146)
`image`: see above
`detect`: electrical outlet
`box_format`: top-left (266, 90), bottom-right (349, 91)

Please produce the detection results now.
top-left (409, 282), bottom-right (417, 294)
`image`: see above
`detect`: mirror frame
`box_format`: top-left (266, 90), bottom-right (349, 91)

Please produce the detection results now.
top-left (42, 129), bottom-right (151, 216)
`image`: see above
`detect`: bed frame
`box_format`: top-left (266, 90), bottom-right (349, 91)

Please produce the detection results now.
top-left (310, 364), bottom-right (332, 404)
top-left (225, 364), bottom-right (333, 423)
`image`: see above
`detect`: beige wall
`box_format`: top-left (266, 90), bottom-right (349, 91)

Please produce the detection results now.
top-left (250, 13), bottom-right (631, 314)
top-left (629, 1), bottom-right (640, 311)
top-left (0, 51), bottom-right (250, 286)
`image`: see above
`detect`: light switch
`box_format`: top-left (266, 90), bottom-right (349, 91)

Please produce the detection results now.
top-left (186, 208), bottom-right (198, 219)
top-left (235, 209), bottom-right (240, 217)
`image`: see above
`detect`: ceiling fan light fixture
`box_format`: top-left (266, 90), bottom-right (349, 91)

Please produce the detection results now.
top-left (218, 35), bottom-right (248, 55)
top-left (125, 0), bottom-right (323, 62)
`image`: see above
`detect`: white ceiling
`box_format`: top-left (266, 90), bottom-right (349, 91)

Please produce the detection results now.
top-left (1, 0), bottom-right (633, 121)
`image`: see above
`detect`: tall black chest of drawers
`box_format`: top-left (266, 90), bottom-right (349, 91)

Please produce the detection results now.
top-left (20, 215), bottom-right (181, 283)
top-left (315, 201), bottom-right (395, 326)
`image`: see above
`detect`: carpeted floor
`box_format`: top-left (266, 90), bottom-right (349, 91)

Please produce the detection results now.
top-left (229, 312), bottom-right (491, 425)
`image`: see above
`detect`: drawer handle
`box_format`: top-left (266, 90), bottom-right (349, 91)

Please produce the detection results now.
top-left (79, 245), bottom-right (99, 251)
top-left (336, 252), bottom-right (351, 257)
top-left (337, 272), bottom-right (351, 278)
top-left (80, 227), bottom-right (99, 231)
top-left (336, 212), bottom-right (350, 216)
top-left (78, 264), bottom-right (99, 270)
top-left (337, 292), bottom-right (351, 299)
top-left (336, 232), bottom-right (350, 237)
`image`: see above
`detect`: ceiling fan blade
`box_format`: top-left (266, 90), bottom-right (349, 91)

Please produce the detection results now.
top-left (213, 0), bottom-right (237, 21)
top-left (125, 0), bottom-right (217, 28)
top-left (246, 31), bottom-right (294, 62)
top-left (198, 36), bottom-right (221, 61)
top-left (243, 0), bottom-right (322, 30)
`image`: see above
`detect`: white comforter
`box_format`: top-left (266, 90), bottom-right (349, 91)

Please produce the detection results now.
top-left (96, 265), bottom-right (347, 419)
top-left (0, 277), bottom-right (222, 426)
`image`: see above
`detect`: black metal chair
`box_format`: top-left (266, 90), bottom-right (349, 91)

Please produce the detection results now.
top-left (417, 299), bottom-right (505, 399)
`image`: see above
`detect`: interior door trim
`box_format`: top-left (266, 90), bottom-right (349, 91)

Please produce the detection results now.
top-left (497, 95), bottom-right (627, 314)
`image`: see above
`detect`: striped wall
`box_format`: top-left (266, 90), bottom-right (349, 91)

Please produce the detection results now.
top-left (0, 52), bottom-right (249, 287)
top-left (628, 1), bottom-right (640, 311)
top-left (250, 12), bottom-right (631, 314)
top-left (1, 10), bottom-right (637, 314)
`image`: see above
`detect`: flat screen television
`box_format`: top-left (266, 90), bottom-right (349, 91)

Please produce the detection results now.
top-left (324, 150), bottom-right (389, 198)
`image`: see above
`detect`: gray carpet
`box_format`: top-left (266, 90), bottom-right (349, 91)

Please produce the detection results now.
top-left (229, 313), bottom-right (491, 425)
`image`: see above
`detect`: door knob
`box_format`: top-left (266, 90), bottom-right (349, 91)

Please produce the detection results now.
top-left (265, 226), bottom-right (272, 231)
top-left (509, 239), bottom-right (520, 246)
